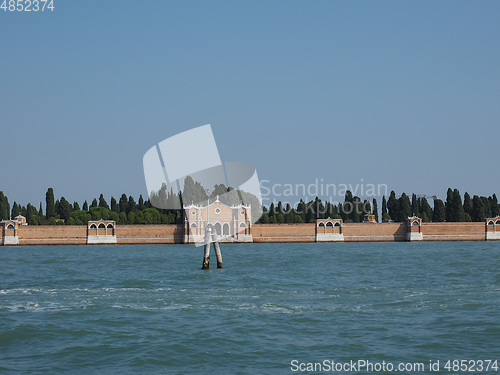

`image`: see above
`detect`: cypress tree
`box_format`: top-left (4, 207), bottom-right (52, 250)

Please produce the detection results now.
top-left (46, 188), bottom-right (55, 219)
top-left (419, 198), bottom-right (433, 222)
top-left (381, 195), bottom-right (387, 217)
top-left (472, 195), bottom-right (485, 222)
top-left (0, 192), bottom-right (10, 220)
top-left (39, 202), bottom-right (43, 217)
top-left (433, 199), bottom-right (446, 222)
top-left (138, 195), bottom-right (145, 211)
top-left (445, 188), bottom-right (454, 222)
top-left (82, 201), bottom-right (89, 212)
top-left (73, 201), bottom-right (80, 211)
top-left (489, 194), bottom-right (499, 217)
top-left (128, 196), bottom-right (137, 213)
top-left (57, 197), bottom-right (72, 221)
top-left (111, 197), bottom-right (119, 213)
top-left (481, 196), bottom-right (492, 218)
top-left (398, 193), bottom-right (411, 221)
top-left (411, 193), bottom-right (418, 216)
top-left (11, 202), bottom-right (20, 218)
top-left (372, 198), bottom-right (379, 222)
top-left (453, 189), bottom-right (466, 222)
top-left (98, 194), bottom-right (109, 209)
top-left (119, 194), bottom-right (128, 213)
top-left (387, 191), bottom-right (399, 221)
top-left (463, 192), bottom-right (472, 216)
top-left (90, 199), bottom-right (98, 209)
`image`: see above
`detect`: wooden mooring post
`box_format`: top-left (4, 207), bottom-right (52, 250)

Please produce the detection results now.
top-left (201, 226), bottom-right (223, 270)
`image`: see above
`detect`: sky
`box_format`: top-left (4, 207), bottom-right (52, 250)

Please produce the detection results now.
top-left (1, 1), bottom-right (499, 208)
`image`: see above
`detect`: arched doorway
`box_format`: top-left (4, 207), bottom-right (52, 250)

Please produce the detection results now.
top-left (214, 222), bottom-right (222, 236)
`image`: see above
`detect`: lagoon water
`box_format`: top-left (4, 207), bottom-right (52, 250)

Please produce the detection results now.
top-left (1, 242), bottom-right (499, 374)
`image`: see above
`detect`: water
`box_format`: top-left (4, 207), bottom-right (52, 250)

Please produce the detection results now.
top-left (1, 242), bottom-right (499, 374)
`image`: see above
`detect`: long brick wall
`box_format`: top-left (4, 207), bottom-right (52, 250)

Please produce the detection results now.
top-left (420, 222), bottom-right (486, 241)
top-left (116, 225), bottom-right (184, 244)
top-left (252, 224), bottom-right (315, 242)
top-left (342, 223), bottom-right (407, 242)
top-left (0, 221), bottom-right (496, 245)
top-left (18, 226), bottom-right (88, 245)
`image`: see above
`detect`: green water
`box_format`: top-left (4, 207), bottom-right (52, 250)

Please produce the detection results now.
top-left (1, 242), bottom-right (499, 374)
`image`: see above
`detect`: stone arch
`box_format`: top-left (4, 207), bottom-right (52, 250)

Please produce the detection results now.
top-left (214, 222), bottom-right (222, 236)
top-left (223, 223), bottom-right (230, 236)
top-left (6, 223), bottom-right (14, 230)
top-left (412, 220), bottom-right (420, 226)
top-left (334, 221), bottom-right (342, 234)
top-left (190, 222), bottom-right (197, 236)
top-left (318, 221), bottom-right (326, 234)
top-left (495, 220), bottom-right (500, 226)
top-left (326, 221), bottom-right (334, 234)
top-left (487, 220), bottom-right (495, 225)
top-left (97, 223), bottom-right (106, 236)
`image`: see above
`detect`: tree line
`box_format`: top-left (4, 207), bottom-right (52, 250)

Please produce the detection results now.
top-left (0, 187), bottom-right (498, 225)
top-left (258, 188), bottom-right (499, 224)
top-left (0, 188), bottom-right (182, 225)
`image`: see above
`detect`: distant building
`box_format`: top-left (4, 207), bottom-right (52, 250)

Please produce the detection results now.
top-left (363, 214), bottom-right (377, 223)
top-left (14, 214), bottom-right (27, 226)
top-left (184, 195), bottom-right (252, 243)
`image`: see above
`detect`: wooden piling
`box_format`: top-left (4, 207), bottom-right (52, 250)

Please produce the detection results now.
top-left (213, 239), bottom-right (223, 269)
top-left (202, 226), bottom-right (212, 269)
top-left (202, 242), bottom-right (210, 269)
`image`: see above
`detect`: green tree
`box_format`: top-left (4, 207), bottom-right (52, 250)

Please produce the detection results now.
top-left (463, 192), bottom-right (472, 216)
top-left (419, 197), bottom-right (433, 222)
top-left (381, 195), bottom-right (388, 219)
top-left (372, 198), bottom-right (379, 222)
top-left (56, 197), bottom-right (72, 221)
top-left (481, 196), bottom-right (492, 218)
top-left (73, 201), bottom-right (80, 211)
top-left (0, 191), bottom-right (10, 220)
top-left (445, 188), bottom-right (454, 221)
top-left (489, 194), bottom-right (499, 217)
top-left (46, 188), bottom-right (55, 219)
top-left (387, 191), bottom-right (399, 222)
top-left (433, 199), bottom-right (445, 222)
top-left (82, 200), bottom-right (89, 212)
top-left (128, 196), bottom-right (137, 213)
top-left (398, 193), bottom-right (412, 221)
top-left (111, 197), bottom-right (118, 213)
top-left (11, 202), bottom-right (20, 219)
top-left (138, 195), bottom-right (145, 211)
top-left (411, 193), bottom-right (418, 216)
top-left (471, 195), bottom-right (486, 222)
top-left (453, 189), bottom-right (466, 222)
top-left (119, 194), bottom-right (128, 213)
top-left (98, 194), bottom-right (109, 209)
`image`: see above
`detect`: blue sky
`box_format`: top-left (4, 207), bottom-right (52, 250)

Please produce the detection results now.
top-left (1, 1), bottom-right (499, 207)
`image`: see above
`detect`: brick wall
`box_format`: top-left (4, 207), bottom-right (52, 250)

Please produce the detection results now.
top-left (116, 225), bottom-right (184, 244)
top-left (343, 223), bottom-right (407, 242)
top-left (252, 224), bottom-right (316, 242)
top-left (18, 226), bottom-right (87, 245)
top-left (0, 221), bottom-right (493, 246)
top-left (420, 222), bottom-right (486, 241)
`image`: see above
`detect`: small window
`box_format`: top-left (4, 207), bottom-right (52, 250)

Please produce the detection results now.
top-left (241, 210), bottom-right (245, 215)
top-left (191, 211), bottom-right (196, 216)
top-left (214, 208), bottom-right (221, 214)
